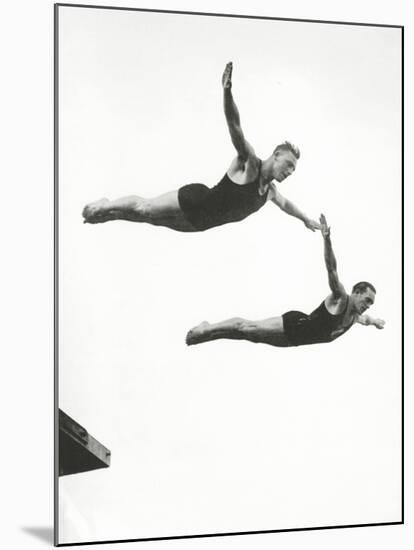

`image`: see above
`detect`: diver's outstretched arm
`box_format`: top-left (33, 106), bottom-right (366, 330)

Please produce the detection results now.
top-left (271, 187), bottom-right (321, 232)
top-left (357, 315), bottom-right (385, 329)
top-left (222, 62), bottom-right (255, 162)
top-left (320, 214), bottom-right (347, 299)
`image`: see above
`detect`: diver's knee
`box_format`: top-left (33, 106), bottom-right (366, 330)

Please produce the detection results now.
top-left (240, 321), bottom-right (261, 342)
top-left (230, 317), bottom-right (245, 330)
top-left (133, 200), bottom-right (153, 220)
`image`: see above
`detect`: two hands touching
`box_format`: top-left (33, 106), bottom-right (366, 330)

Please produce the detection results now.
top-left (304, 218), bottom-right (321, 232)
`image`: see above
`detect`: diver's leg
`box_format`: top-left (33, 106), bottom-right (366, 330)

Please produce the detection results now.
top-left (82, 190), bottom-right (196, 231)
top-left (186, 316), bottom-right (289, 347)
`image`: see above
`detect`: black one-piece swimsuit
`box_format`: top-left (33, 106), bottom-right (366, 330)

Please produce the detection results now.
top-left (178, 161), bottom-right (269, 231)
top-left (282, 297), bottom-right (354, 346)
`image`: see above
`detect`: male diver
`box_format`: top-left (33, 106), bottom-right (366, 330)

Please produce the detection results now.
top-left (82, 62), bottom-right (320, 233)
top-left (186, 215), bottom-right (385, 347)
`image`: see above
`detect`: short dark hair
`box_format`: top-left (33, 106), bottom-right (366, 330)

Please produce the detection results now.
top-left (352, 281), bottom-right (376, 294)
top-left (274, 141), bottom-right (301, 159)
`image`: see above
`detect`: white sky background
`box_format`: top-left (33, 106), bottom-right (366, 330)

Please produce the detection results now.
top-left (57, 6), bottom-right (402, 544)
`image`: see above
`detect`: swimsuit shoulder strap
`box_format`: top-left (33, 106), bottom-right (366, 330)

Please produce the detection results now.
top-left (257, 158), bottom-right (269, 197)
top-left (257, 159), bottom-right (262, 178)
top-left (336, 294), bottom-right (350, 317)
top-left (343, 295), bottom-right (356, 329)
top-left (344, 294), bottom-right (350, 312)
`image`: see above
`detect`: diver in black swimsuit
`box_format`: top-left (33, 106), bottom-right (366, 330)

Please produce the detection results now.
top-left (186, 215), bottom-right (385, 347)
top-left (82, 62), bottom-right (320, 233)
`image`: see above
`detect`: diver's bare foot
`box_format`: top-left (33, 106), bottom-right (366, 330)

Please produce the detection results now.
top-left (186, 321), bottom-right (210, 346)
top-left (82, 198), bottom-right (110, 223)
